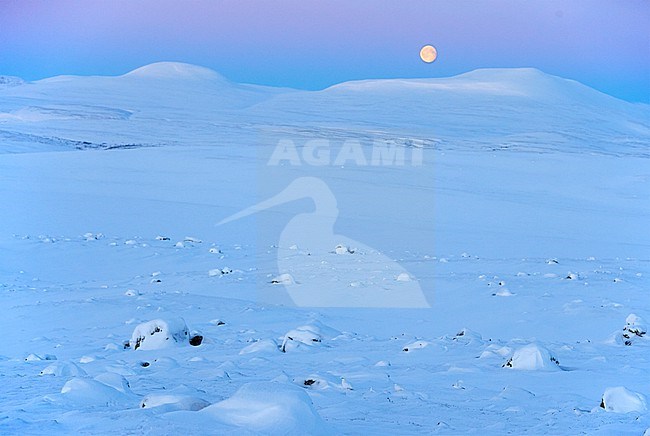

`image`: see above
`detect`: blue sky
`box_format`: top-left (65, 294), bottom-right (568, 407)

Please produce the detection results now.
top-left (0, 0), bottom-right (648, 102)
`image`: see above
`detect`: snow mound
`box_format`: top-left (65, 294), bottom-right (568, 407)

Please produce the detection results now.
top-left (141, 393), bottom-right (210, 412)
top-left (493, 386), bottom-right (536, 402)
top-left (306, 319), bottom-right (343, 338)
top-left (129, 318), bottom-right (190, 350)
top-left (479, 344), bottom-right (512, 359)
top-left (503, 344), bottom-right (560, 371)
top-left (239, 339), bottom-right (279, 355)
top-left (396, 272), bottom-right (412, 282)
top-left (202, 382), bottom-right (330, 434)
top-left (39, 361), bottom-right (87, 377)
top-left (59, 378), bottom-right (135, 407)
top-left (280, 325), bottom-right (322, 352)
top-left (271, 273), bottom-right (295, 285)
top-left (25, 353), bottom-right (56, 362)
top-left (93, 373), bottom-right (132, 393)
top-left (209, 267), bottom-right (232, 276)
top-left (451, 328), bottom-right (484, 345)
top-left (403, 340), bottom-right (428, 352)
top-left (600, 387), bottom-right (647, 413)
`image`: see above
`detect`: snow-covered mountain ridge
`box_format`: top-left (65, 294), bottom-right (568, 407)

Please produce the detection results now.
top-left (0, 62), bottom-right (647, 155)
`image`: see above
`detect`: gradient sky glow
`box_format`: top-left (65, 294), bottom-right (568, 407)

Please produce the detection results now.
top-left (1, 0), bottom-right (648, 102)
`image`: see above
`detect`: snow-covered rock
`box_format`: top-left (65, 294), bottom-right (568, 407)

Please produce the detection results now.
top-left (188, 331), bottom-right (203, 346)
top-left (403, 340), bottom-right (428, 352)
top-left (25, 353), bottom-right (56, 362)
top-left (209, 267), bottom-right (232, 276)
top-left (621, 314), bottom-right (647, 346)
top-left (451, 328), bottom-right (483, 345)
top-left (201, 382), bottom-right (330, 434)
top-left (294, 376), bottom-right (329, 390)
top-left (59, 378), bottom-right (135, 407)
top-left (503, 344), bottom-right (560, 370)
top-left (600, 387), bottom-right (647, 413)
top-left (280, 325), bottom-right (322, 352)
top-left (334, 244), bottom-right (355, 254)
top-left (396, 272), bottom-right (412, 282)
top-left (139, 356), bottom-right (180, 370)
top-left (39, 361), bottom-right (87, 377)
top-left (565, 272), bottom-right (579, 280)
top-left (129, 318), bottom-right (190, 350)
top-left (141, 393), bottom-right (210, 412)
top-left (271, 273), bottom-right (295, 285)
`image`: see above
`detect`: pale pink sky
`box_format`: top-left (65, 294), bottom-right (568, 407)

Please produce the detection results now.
top-left (1, 0), bottom-right (648, 101)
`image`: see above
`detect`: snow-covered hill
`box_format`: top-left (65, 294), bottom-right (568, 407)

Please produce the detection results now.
top-left (0, 62), bottom-right (647, 155)
top-left (0, 63), bottom-right (648, 434)
top-left (252, 67), bottom-right (649, 156)
top-left (0, 62), bottom-right (290, 153)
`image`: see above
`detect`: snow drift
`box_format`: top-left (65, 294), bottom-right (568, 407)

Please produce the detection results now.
top-left (503, 344), bottom-right (560, 371)
top-left (600, 387), bottom-right (647, 414)
top-left (201, 382), bottom-right (331, 434)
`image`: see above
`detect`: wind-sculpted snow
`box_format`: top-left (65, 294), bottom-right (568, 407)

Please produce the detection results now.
top-left (1, 223), bottom-right (648, 433)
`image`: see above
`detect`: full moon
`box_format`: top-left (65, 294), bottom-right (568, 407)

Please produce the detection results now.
top-left (419, 45), bottom-right (437, 63)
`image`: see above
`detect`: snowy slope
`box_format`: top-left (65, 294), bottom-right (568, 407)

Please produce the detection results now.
top-left (1, 63), bottom-right (648, 155)
top-left (251, 68), bottom-right (649, 156)
top-left (0, 62), bottom-right (292, 153)
top-left (0, 63), bottom-right (649, 434)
